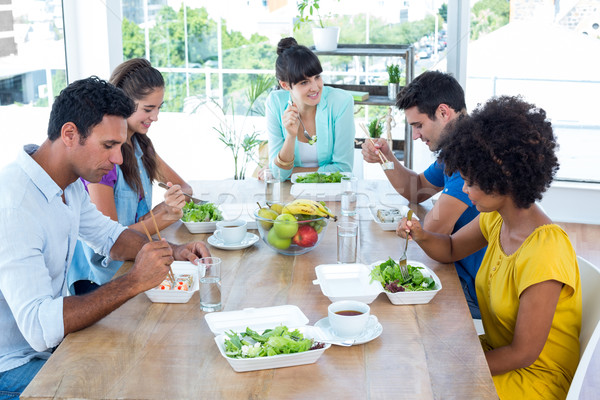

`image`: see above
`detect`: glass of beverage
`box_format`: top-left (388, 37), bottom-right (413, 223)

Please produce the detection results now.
top-left (341, 176), bottom-right (357, 216)
top-left (198, 257), bottom-right (221, 312)
top-left (337, 222), bottom-right (358, 264)
top-left (264, 168), bottom-right (281, 203)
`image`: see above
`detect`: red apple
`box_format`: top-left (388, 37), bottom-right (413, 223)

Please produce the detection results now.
top-left (292, 225), bottom-right (318, 247)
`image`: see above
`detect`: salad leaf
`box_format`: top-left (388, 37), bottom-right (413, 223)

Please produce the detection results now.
top-left (369, 257), bottom-right (437, 292)
top-left (295, 171), bottom-right (344, 183)
top-left (181, 201), bottom-right (223, 222)
top-left (223, 325), bottom-right (317, 359)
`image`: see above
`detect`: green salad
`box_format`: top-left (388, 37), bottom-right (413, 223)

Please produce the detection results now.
top-left (295, 171), bottom-right (344, 183)
top-left (181, 202), bottom-right (223, 222)
top-left (369, 257), bottom-right (437, 293)
top-left (223, 326), bottom-right (323, 358)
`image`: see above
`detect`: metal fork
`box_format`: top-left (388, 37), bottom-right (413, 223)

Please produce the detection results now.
top-left (314, 338), bottom-right (355, 347)
top-left (398, 209), bottom-right (414, 282)
top-left (298, 116), bottom-right (315, 143)
top-left (288, 99), bottom-right (316, 144)
top-left (157, 182), bottom-right (208, 204)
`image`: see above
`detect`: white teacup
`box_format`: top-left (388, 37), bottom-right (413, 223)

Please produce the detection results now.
top-left (327, 300), bottom-right (370, 338)
top-left (214, 220), bottom-right (247, 245)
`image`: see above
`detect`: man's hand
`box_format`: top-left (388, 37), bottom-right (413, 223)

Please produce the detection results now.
top-left (128, 240), bottom-right (174, 292)
top-left (361, 137), bottom-right (393, 164)
top-left (172, 241), bottom-right (211, 263)
top-left (63, 239), bottom-right (174, 335)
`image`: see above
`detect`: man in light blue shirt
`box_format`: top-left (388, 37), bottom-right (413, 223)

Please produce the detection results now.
top-left (0, 77), bottom-right (210, 398)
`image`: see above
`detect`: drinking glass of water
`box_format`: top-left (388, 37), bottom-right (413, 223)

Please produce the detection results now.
top-left (264, 168), bottom-right (281, 203)
top-left (198, 257), bottom-right (221, 312)
top-left (337, 222), bottom-right (358, 263)
top-left (341, 176), bottom-right (357, 216)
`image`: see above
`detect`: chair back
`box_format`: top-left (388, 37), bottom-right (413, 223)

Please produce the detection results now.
top-left (577, 256), bottom-right (600, 355)
top-left (566, 256), bottom-right (600, 400)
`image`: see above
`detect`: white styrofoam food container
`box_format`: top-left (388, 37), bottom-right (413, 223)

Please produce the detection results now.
top-left (290, 172), bottom-right (352, 202)
top-left (181, 219), bottom-right (218, 234)
top-left (368, 204), bottom-right (419, 231)
top-left (204, 305), bottom-right (330, 372)
top-left (314, 261), bottom-right (442, 305)
top-left (181, 203), bottom-right (258, 233)
top-left (144, 261), bottom-right (199, 303)
top-left (313, 264), bottom-right (383, 304)
top-left (370, 260), bottom-right (442, 305)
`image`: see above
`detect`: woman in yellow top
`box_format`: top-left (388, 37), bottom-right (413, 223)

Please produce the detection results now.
top-left (398, 96), bottom-right (581, 399)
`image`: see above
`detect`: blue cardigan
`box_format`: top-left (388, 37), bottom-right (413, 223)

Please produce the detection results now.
top-left (265, 86), bottom-right (355, 181)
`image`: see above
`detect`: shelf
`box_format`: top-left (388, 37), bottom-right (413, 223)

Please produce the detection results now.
top-left (312, 44), bottom-right (412, 57)
top-left (313, 43), bottom-right (415, 169)
top-left (354, 138), bottom-right (404, 150)
top-left (325, 83), bottom-right (399, 106)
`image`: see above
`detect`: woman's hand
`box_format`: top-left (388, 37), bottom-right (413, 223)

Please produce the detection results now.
top-left (396, 217), bottom-right (425, 242)
top-left (282, 101), bottom-right (300, 138)
top-left (163, 182), bottom-right (185, 221)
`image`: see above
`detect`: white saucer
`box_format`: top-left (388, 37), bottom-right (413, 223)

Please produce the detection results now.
top-left (207, 232), bottom-right (259, 250)
top-left (313, 315), bottom-right (383, 345)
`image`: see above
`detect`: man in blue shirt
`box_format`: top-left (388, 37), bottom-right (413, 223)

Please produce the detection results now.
top-left (362, 71), bottom-right (485, 319)
top-left (0, 77), bottom-right (210, 398)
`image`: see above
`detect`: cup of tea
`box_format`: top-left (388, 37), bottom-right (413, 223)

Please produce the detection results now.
top-left (214, 220), bottom-right (247, 244)
top-left (327, 300), bottom-right (370, 338)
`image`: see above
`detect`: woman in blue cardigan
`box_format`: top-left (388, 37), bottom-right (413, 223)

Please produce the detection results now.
top-left (265, 37), bottom-right (355, 181)
top-left (68, 58), bottom-right (194, 295)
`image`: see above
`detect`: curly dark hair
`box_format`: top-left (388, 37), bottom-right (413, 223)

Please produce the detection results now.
top-left (396, 70), bottom-right (466, 119)
top-left (437, 95), bottom-right (559, 208)
top-left (48, 76), bottom-right (134, 142)
top-left (275, 37), bottom-right (323, 87)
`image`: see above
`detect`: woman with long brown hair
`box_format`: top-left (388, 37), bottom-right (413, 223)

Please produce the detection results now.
top-left (68, 58), bottom-right (194, 295)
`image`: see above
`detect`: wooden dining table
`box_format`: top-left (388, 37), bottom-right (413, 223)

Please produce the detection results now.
top-left (22, 179), bottom-right (497, 399)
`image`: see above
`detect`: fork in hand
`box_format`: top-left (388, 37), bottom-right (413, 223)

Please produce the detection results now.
top-left (398, 209), bottom-right (414, 282)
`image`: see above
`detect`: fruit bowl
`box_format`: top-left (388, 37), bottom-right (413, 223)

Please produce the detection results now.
top-left (253, 209), bottom-right (330, 256)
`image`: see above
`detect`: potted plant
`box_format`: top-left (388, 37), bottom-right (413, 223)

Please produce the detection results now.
top-left (387, 64), bottom-right (401, 101)
top-left (294, 0), bottom-right (340, 51)
top-left (367, 117), bottom-right (384, 138)
top-left (191, 75), bottom-right (275, 180)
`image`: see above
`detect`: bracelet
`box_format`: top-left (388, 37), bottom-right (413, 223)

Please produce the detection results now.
top-left (276, 153), bottom-right (294, 168)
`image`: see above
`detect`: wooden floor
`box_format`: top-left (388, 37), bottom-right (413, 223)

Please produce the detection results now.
top-left (557, 222), bottom-right (600, 267)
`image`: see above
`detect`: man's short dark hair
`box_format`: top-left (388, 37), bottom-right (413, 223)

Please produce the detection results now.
top-left (47, 76), bottom-right (135, 142)
top-left (396, 70), bottom-right (466, 120)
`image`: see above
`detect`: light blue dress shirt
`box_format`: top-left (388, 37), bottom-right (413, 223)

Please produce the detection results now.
top-left (265, 85), bottom-right (355, 181)
top-left (0, 146), bottom-right (126, 373)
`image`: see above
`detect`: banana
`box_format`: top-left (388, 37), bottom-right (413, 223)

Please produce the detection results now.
top-left (295, 198), bottom-right (337, 221)
top-left (282, 199), bottom-right (337, 220)
top-left (282, 201), bottom-right (327, 217)
top-left (312, 201), bottom-right (337, 221)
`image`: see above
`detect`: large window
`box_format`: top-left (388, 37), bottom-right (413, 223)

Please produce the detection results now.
top-left (1, 0), bottom-right (597, 186)
top-left (464, 0), bottom-right (600, 183)
top-left (118, 0), bottom-right (447, 177)
top-left (0, 0), bottom-right (66, 169)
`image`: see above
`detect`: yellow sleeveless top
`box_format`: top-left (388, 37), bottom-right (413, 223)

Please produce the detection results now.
top-left (477, 211), bottom-right (581, 400)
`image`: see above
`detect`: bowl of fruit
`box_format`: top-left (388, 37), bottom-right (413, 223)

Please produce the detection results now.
top-left (254, 199), bottom-right (336, 256)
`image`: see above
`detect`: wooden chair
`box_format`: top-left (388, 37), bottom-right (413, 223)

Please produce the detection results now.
top-left (566, 256), bottom-right (600, 399)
